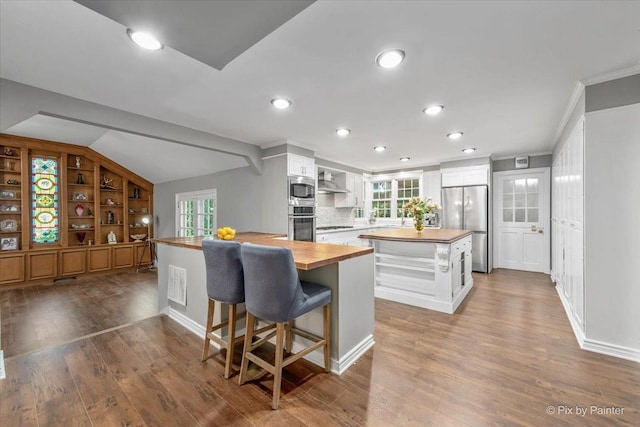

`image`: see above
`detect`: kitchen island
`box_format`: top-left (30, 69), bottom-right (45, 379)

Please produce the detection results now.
top-left (359, 228), bottom-right (473, 314)
top-left (154, 233), bottom-right (374, 374)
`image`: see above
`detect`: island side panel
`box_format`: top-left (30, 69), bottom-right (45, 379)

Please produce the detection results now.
top-left (156, 244), bottom-right (210, 334)
top-left (297, 253), bottom-right (375, 374)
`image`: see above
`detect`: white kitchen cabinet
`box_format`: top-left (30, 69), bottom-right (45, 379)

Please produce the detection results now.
top-left (441, 165), bottom-right (488, 187)
top-left (335, 173), bottom-right (364, 208)
top-left (288, 154), bottom-right (315, 178)
top-left (423, 170), bottom-right (442, 205)
top-left (552, 118), bottom-right (584, 334)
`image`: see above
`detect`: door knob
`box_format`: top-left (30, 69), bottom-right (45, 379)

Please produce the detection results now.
top-left (530, 225), bottom-right (537, 231)
top-left (538, 228), bottom-right (544, 234)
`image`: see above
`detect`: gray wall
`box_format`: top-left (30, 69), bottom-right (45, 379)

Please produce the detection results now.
top-left (154, 166), bottom-right (263, 237)
top-left (440, 156), bottom-right (491, 169)
top-left (585, 74), bottom-right (640, 113)
top-left (492, 154), bottom-right (552, 172)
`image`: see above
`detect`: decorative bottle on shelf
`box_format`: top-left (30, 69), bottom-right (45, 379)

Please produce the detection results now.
top-left (133, 187), bottom-right (140, 199)
top-left (75, 156), bottom-right (81, 168)
top-left (75, 204), bottom-right (84, 216)
top-left (107, 211), bottom-right (115, 224)
top-left (107, 231), bottom-right (117, 244)
top-left (77, 173), bottom-right (85, 185)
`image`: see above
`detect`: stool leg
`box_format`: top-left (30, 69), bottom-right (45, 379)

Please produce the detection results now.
top-left (238, 312), bottom-right (255, 385)
top-left (272, 322), bottom-right (285, 410)
top-left (323, 304), bottom-right (331, 373)
top-left (285, 321), bottom-right (293, 353)
top-left (201, 299), bottom-right (215, 361)
top-left (224, 303), bottom-right (237, 379)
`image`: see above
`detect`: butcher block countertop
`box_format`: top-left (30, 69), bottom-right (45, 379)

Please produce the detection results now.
top-left (358, 228), bottom-right (473, 243)
top-left (153, 232), bottom-right (373, 270)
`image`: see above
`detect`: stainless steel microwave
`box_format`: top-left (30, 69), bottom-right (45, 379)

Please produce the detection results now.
top-left (288, 176), bottom-right (315, 205)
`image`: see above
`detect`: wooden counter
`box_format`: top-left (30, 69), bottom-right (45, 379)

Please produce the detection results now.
top-left (358, 228), bottom-right (472, 243)
top-left (154, 232), bottom-right (375, 374)
top-left (154, 233), bottom-right (373, 270)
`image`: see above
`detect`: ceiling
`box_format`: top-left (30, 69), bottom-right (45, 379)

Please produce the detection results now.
top-left (1, 0), bottom-right (639, 175)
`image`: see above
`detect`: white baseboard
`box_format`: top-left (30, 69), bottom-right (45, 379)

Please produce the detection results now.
top-left (555, 287), bottom-right (639, 363)
top-left (555, 286), bottom-right (586, 345)
top-left (166, 307), bottom-right (375, 374)
top-left (582, 339), bottom-right (640, 363)
top-left (375, 280), bottom-right (474, 314)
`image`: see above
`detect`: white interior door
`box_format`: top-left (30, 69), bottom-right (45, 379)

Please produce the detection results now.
top-left (493, 168), bottom-right (550, 273)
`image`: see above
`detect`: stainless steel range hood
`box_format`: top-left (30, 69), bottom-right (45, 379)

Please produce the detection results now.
top-left (317, 171), bottom-right (349, 193)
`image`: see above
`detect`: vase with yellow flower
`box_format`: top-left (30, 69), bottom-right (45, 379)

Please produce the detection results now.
top-left (402, 197), bottom-right (440, 232)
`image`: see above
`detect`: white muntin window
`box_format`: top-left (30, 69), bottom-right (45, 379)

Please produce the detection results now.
top-left (367, 172), bottom-right (423, 219)
top-left (175, 189), bottom-right (217, 237)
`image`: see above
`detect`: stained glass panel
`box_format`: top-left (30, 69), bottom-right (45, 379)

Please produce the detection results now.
top-left (32, 157), bottom-right (59, 244)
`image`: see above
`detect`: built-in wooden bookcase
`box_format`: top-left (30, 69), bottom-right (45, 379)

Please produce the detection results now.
top-left (0, 134), bottom-right (154, 287)
top-left (99, 166), bottom-right (125, 244)
top-left (127, 180), bottom-right (153, 241)
top-left (67, 154), bottom-right (96, 246)
top-left (0, 144), bottom-right (23, 251)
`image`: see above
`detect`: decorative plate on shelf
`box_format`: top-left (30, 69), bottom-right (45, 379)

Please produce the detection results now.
top-left (130, 234), bottom-right (147, 242)
top-left (0, 219), bottom-right (18, 232)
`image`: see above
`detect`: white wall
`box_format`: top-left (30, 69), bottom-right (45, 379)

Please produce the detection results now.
top-left (584, 103), bottom-right (640, 354)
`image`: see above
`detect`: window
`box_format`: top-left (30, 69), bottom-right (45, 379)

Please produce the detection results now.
top-left (31, 156), bottom-right (59, 244)
top-left (176, 189), bottom-right (217, 237)
top-left (502, 178), bottom-right (538, 223)
top-left (368, 173), bottom-right (422, 219)
top-left (396, 178), bottom-right (420, 217)
top-left (371, 180), bottom-right (392, 218)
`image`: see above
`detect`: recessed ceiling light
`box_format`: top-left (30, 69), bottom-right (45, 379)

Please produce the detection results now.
top-left (336, 128), bottom-right (351, 137)
top-left (375, 49), bottom-right (405, 68)
top-left (423, 105), bottom-right (444, 116)
top-left (447, 132), bottom-right (464, 140)
top-left (400, 157), bottom-right (410, 162)
top-left (127, 29), bottom-right (163, 51)
top-left (462, 148), bottom-right (476, 154)
top-left (374, 146), bottom-right (387, 152)
top-left (271, 98), bottom-right (291, 109)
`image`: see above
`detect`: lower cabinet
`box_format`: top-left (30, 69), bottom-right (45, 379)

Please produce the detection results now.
top-left (135, 243), bottom-right (152, 266)
top-left (28, 251), bottom-right (58, 280)
top-left (113, 245), bottom-right (134, 269)
top-left (60, 249), bottom-right (87, 276)
top-left (0, 242), bottom-right (147, 287)
top-left (0, 253), bottom-right (25, 284)
top-left (88, 247), bottom-right (112, 272)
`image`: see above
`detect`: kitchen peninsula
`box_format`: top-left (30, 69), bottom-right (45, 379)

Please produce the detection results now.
top-left (359, 228), bottom-right (473, 314)
top-left (154, 233), bottom-right (374, 374)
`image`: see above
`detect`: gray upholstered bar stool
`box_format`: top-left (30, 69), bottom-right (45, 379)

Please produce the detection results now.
top-left (201, 239), bottom-right (246, 379)
top-left (238, 243), bottom-right (331, 410)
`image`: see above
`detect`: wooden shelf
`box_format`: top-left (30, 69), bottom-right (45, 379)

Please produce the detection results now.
top-left (0, 184), bottom-right (21, 187)
top-left (67, 167), bottom-right (94, 172)
top-left (0, 154), bottom-right (20, 160)
top-left (0, 212), bottom-right (21, 215)
top-left (100, 188), bottom-right (122, 192)
top-left (68, 183), bottom-right (94, 187)
top-left (69, 228), bottom-right (96, 232)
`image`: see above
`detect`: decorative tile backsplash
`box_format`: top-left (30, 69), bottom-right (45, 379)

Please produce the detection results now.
top-left (316, 206), bottom-right (355, 227)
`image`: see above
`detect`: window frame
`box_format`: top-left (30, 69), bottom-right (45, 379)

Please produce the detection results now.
top-left (175, 189), bottom-right (217, 237)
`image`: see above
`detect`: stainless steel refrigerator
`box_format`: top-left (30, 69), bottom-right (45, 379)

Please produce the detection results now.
top-left (441, 185), bottom-right (488, 272)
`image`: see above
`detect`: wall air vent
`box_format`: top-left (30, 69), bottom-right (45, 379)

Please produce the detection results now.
top-left (168, 265), bottom-right (187, 306)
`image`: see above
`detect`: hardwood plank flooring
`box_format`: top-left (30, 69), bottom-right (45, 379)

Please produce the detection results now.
top-left (0, 269), bottom-right (638, 425)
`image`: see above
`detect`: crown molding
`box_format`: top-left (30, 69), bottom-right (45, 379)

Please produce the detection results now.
top-left (581, 60), bottom-right (640, 86)
top-left (553, 81), bottom-right (585, 145)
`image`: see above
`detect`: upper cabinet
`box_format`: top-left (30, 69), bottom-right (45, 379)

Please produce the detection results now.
top-left (335, 173), bottom-right (364, 208)
top-left (441, 165), bottom-right (489, 187)
top-left (288, 154), bottom-right (315, 178)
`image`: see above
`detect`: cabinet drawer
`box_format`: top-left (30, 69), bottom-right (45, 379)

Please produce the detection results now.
top-left (60, 248), bottom-right (87, 276)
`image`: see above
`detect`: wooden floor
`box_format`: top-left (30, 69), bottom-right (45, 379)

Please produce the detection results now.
top-left (0, 269), bottom-right (638, 426)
